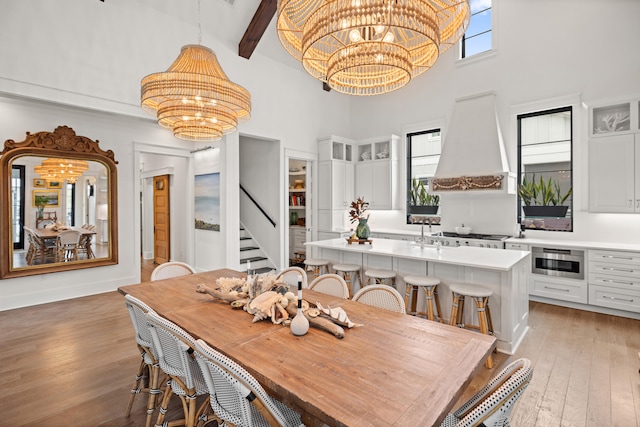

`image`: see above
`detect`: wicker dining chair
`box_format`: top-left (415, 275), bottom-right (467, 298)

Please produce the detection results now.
top-left (439, 358), bottom-right (533, 427)
top-left (56, 229), bottom-right (81, 262)
top-left (24, 226), bottom-right (55, 265)
top-left (352, 284), bottom-right (407, 314)
top-left (145, 310), bottom-right (213, 427)
top-left (150, 261), bottom-right (196, 281)
top-left (308, 273), bottom-right (350, 299)
top-left (275, 266), bottom-right (308, 289)
top-left (123, 295), bottom-right (165, 427)
top-left (194, 338), bottom-right (304, 427)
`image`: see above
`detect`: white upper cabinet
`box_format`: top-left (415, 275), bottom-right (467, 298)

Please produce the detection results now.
top-left (318, 136), bottom-right (355, 230)
top-left (354, 135), bottom-right (399, 210)
top-left (588, 98), bottom-right (640, 213)
top-left (589, 133), bottom-right (640, 213)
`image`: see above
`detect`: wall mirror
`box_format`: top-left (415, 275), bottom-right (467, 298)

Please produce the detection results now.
top-left (0, 126), bottom-right (118, 278)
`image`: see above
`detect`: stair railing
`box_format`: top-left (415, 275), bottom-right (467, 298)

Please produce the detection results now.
top-left (240, 184), bottom-right (276, 228)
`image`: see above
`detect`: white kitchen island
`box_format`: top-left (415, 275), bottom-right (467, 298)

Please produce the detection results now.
top-left (306, 238), bottom-right (531, 354)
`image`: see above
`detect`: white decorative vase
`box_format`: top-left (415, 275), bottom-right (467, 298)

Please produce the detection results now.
top-left (290, 278), bottom-right (309, 336)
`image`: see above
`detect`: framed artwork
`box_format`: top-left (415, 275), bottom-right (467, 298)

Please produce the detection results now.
top-left (33, 190), bottom-right (60, 207)
top-left (33, 178), bottom-right (46, 188)
top-left (194, 173), bottom-right (220, 231)
top-left (47, 180), bottom-right (62, 189)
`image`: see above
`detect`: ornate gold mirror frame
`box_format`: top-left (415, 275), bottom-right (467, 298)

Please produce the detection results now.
top-left (0, 126), bottom-right (119, 278)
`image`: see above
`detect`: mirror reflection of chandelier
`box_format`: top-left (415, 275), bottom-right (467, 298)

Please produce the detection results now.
top-left (277, 0), bottom-right (470, 95)
top-left (35, 158), bottom-right (89, 183)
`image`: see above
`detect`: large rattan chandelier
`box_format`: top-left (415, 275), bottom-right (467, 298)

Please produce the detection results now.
top-left (141, 45), bottom-right (251, 141)
top-left (277, 0), bottom-right (470, 95)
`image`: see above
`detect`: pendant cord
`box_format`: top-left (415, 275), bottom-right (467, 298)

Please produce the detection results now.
top-left (197, 0), bottom-right (202, 44)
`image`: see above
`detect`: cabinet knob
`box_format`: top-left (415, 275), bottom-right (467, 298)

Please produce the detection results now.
top-left (630, 199), bottom-right (633, 208)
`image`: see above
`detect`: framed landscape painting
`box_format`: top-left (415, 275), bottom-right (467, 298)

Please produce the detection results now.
top-left (194, 173), bottom-right (220, 231)
top-left (33, 178), bottom-right (45, 188)
top-left (33, 190), bottom-right (60, 207)
top-left (47, 180), bottom-right (61, 189)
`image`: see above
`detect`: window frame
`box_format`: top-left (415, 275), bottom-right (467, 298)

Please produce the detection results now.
top-left (460, 1), bottom-right (493, 60)
top-left (517, 105), bottom-right (574, 232)
top-left (406, 128), bottom-right (442, 223)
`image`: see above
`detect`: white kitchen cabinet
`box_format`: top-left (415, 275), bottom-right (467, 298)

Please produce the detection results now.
top-left (588, 249), bottom-right (640, 313)
top-left (354, 135), bottom-right (399, 210)
top-left (318, 135), bottom-right (354, 162)
top-left (290, 226), bottom-right (306, 258)
top-left (589, 134), bottom-right (640, 212)
top-left (318, 159), bottom-right (354, 230)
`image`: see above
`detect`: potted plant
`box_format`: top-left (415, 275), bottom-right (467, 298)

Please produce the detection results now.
top-left (409, 178), bottom-right (439, 215)
top-left (34, 194), bottom-right (48, 219)
top-left (518, 174), bottom-right (572, 217)
top-left (349, 196), bottom-right (370, 239)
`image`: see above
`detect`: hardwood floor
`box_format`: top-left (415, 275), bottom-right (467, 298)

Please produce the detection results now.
top-left (0, 268), bottom-right (638, 426)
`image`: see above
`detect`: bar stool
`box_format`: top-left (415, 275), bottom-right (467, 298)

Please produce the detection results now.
top-left (364, 269), bottom-right (396, 287)
top-left (332, 264), bottom-right (362, 298)
top-left (304, 258), bottom-right (330, 280)
top-left (403, 275), bottom-right (442, 321)
top-left (449, 283), bottom-right (495, 368)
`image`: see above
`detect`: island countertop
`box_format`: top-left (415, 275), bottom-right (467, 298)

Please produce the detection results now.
top-left (306, 238), bottom-right (530, 271)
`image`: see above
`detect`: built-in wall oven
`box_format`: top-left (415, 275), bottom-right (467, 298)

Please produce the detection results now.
top-left (532, 246), bottom-right (584, 280)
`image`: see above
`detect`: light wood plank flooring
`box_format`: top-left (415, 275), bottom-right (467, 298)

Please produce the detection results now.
top-left (0, 268), bottom-right (638, 426)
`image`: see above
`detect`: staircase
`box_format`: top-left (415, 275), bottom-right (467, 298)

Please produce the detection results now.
top-left (239, 226), bottom-right (275, 274)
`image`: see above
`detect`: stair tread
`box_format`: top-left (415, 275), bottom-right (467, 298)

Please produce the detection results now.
top-left (240, 256), bottom-right (267, 264)
top-left (239, 246), bottom-right (259, 251)
top-left (249, 267), bottom-right (275, 274)
top-left (240, 236), bottom-right (252, 240)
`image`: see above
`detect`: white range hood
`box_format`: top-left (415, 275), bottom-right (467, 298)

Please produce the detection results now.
top-left (432, 93), bottom-right (516, 194)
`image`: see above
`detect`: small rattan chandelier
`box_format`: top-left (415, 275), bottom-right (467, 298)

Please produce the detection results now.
top-left (141, 45), bottom-right (251, 141)
top-left (277, 0), bottom-right (470, 96)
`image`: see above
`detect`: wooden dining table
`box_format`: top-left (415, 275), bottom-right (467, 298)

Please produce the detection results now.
top-left (33, 227), bottom-right (96, 260)
top-left (118, 269), bottom-right (496, 427)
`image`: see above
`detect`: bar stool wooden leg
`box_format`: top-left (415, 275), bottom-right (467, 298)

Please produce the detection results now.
top-left (450, 293), bottom-right (466, 327)
top-left (433, 286), bottom-right (443, 322)
top-left (404, 284), bottom-right (419, 315)
top-left (424, 286), bottom-right (441, 321)
top-left (449, 293), bottom-right (461, 326)
top-left (473, 296), bottom-right (493, 369)
top-left (341, 271), bottom-right (354, 298)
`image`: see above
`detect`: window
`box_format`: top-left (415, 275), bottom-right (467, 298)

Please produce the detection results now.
top-left (517, 106), bottom-right (573, 232)
top-left (461, 0), bottom-right (492, 58)
top-left (65, 182), bottom-right (76, 226)
top-left (406, 129), bottom-right (441, 223)
top-left (11, 165), bottom-right (25, 249)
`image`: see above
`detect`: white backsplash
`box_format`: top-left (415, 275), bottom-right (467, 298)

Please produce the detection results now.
top-left (365, 197), bottom-right (640, 245)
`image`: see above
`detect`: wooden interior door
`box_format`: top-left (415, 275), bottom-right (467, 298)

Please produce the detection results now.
top-left (153, 175), bottom-right (170, 264)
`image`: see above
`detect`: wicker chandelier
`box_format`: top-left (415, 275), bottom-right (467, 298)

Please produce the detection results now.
top-left (35, 158), bottom-right (89, 183)
top-left (141, 45), bottom-right (251, 141)
top-left (277, 0), bottom-right (470, 95)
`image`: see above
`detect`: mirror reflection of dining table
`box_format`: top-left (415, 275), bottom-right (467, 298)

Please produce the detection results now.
top-left (29, 227), bottom-right (96, 264)
top-left (118, 268), bottom-right (496, 427)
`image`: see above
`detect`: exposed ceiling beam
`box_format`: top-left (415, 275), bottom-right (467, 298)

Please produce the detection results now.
top-left (238, 0), bottom-right (277, 59)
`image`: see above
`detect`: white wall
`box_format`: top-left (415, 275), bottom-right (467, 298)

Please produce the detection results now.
top-left (2, 0), bottom-right (639, 310)
top-left (0, 0), bottom-right (349, 310)
top-left (347, 0), bottom-right (640, 243)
